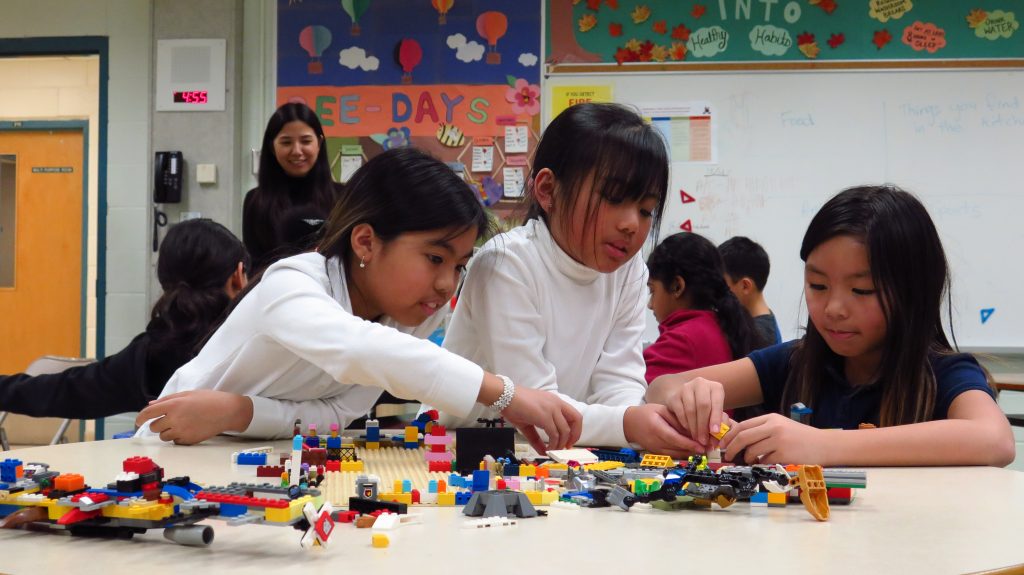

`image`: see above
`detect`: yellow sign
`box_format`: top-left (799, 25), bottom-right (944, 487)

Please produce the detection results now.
top-left (550, 85), bottom-right (613, 119)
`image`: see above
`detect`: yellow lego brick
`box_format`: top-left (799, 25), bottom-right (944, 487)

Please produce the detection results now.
top-left (711, 422), bottom-right (730, 440)
top-left (393, 480), bottom-right (403, 493)
top-left (639, 454), bottom-right (674, 468)
top-left (542, 462), bottom-right (568, 472)
top-left (767, 492), bottom-right (787, 507)
top-left (265, 495), bottom-right (314, 523)
top-left (104, 500), bottom-right (174, 521)
top-left (584, 461), bottom-right (624, 471)
top-left (436, 492), bottom-right (456, 506)
top-left (404, 426), bottom-right (418, 443)
top-left (366, 442), bottom-right (380, 449)
top-left (48, 505), bottom-right (75, 521)
top-left (340, 461), bottom-right (364, 472)
top-left (381, 493), bottom-right (412, 505)
top-left (518, 464), bottom-right (536, 477)
top-left (524, 489), bottom-right (559, 506)
top-left (371, 533), bottom-right (390, 548)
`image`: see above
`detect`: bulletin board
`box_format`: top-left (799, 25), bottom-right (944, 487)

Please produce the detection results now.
top-left (277, 0), bottom-right (542, 205)
top-left (547, 0), bottom-right (1024, 70)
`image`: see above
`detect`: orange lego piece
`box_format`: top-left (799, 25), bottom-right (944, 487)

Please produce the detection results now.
top-left (54, 474), bottom-right (85, 492)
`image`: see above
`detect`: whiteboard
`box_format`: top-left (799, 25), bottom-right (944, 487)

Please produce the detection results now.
top-left (545, 69), bottom-right (1024, 350)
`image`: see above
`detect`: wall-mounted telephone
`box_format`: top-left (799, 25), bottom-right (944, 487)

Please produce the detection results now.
top-left (154, 151), bottom-right (183, 204)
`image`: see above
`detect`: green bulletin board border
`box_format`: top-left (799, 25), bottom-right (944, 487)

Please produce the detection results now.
top-left (546, 0), bottom-right (1024, 73)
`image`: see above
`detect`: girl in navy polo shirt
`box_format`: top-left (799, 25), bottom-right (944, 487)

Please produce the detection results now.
top-left (647, 186), bottom-right (1015, 466)
top-left (643, 232), bottom-right (758, 383)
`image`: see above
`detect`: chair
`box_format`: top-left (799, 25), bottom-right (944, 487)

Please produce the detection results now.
top-left (0, 355), bottom-right (95, 450)
top-left (993, 377), bottom-right (1024, 428)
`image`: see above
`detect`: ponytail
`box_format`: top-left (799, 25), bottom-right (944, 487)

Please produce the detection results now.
top-left (148, 219), bottom-right (249, 360)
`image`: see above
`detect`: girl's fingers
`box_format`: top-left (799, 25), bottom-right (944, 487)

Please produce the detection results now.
top-left (563, 405), bottom-right (583, 447)
top-left (709, 384), bottom-right (725, 436)
top-left (520, 425), bottom-right (546, 455)
top-left (722, 419), bottom-right (773, 461)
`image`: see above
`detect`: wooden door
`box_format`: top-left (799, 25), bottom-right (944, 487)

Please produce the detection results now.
top-left (0, 129), bottom-right (85, 373)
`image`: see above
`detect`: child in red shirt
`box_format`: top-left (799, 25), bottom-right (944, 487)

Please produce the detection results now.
top-left (644, 233), bottom-right (758, 383)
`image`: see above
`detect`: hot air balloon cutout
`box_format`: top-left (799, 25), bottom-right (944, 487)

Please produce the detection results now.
top-left (395, 38), bottom-right (423, 85)
top-left (476, 11), bottom-right (508, 65)
top-left (432, 0), bottom-right (454, 25)
top-left (341, 0), bottom-right (371, 36)
top-left (299, 25), bottom-right (332, 74)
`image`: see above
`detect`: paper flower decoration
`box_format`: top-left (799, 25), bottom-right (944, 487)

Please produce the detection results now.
top-left (506, 78), bottom-right (541, 116)
top-left (382, 127), bottom-right (411, 150)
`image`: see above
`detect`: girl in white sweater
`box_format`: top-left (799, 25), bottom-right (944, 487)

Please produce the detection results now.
top-left (430, 103), bottom-right (703, 457)
top-left (136, 148), bottom-right (581, 453)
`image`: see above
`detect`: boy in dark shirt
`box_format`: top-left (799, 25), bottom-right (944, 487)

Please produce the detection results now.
top-left (719, 236), bottom-right (781, 349)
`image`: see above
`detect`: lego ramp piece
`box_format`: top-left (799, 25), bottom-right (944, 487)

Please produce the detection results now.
top-left (796, 465), bottom-right (830, 522)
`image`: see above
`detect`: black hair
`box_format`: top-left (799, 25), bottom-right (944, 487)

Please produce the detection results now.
top-left (647, 232), bottom-right (757, 360)
top-left (319, 147), bottom-right (490, 267)
top-left (149, 219), bottom-right (250, 360)
top-left (523, 102), bottom-right (669, 245)
top-left (719, 236), bottom-right (771, 291)
top-left (243, 102), bottom-right (338, 269)
top-left (783, 185), bottom-right (953, 426)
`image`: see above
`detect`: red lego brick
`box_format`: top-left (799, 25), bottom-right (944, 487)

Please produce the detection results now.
top-left (122, 456), bottom-right (157, 475)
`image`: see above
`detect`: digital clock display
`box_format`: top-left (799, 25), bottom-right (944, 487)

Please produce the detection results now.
top-left (173, 90), bottom-right (209, 104)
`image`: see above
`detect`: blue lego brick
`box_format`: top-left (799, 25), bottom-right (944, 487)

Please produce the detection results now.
top-left (404, 442), bottom-right (419, 449)
top-left (455, 491), bottom-right (472, 505)
top-left (750, 492), bottom-right (769, 504)
top-left (0, 459), bottom-right (22, 483)
top-left (236, 453), bottom-right (268, 466)
top-left (0, 503), bottom-right (28, 516)
top-left (448, 473), bottom-right (467, 489)
top-left (402, 479), bottom-right (412, 493)
top-left (504, 463), bottom-right (520, 477)
top-left (218, 503), bottom-right (248, 517)
top-left (428, 480), bottom-right (438, 494)
top-left (472, 470), bottom-right (490, 492)
top-left (365, 428), bottom-right (380, 442)
top-left (326, 436), bottom-right (342, 448)
top-left (305, 436), bottom-right (321, 448)
top-left (562, 490), bottom-right (594, 500)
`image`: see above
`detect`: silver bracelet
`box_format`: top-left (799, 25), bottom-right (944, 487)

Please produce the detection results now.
top-left (488, 374), bottom-right (515, 412)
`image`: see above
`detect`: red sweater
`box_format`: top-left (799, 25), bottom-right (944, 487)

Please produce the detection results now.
top-left (643, 309), bottom-right (733, 384)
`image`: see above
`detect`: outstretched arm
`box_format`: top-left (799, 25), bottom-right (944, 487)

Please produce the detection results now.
top-left (720, 390), bottom-right (1016, 467)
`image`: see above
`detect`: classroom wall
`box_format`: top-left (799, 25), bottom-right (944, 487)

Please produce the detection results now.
top-left (0, 0), bottom-right (152, 359)
top-left (148, 0), bottom-right (244, 308)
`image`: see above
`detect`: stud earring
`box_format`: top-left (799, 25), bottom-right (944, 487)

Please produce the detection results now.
top-left (359, 257), bottom-right (366, 269)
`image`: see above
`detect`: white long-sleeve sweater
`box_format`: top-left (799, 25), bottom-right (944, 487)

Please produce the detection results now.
top-left (136, 252), bottom-right (483, 439)
top-left (432, 218), bottom-right (648, 447)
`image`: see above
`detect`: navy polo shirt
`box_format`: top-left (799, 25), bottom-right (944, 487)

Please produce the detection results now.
top-left (748, 340), bottom-right (995, 429)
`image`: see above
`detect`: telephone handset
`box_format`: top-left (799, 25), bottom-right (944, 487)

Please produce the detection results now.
top-left (154, 151), bottom-right (183, 204)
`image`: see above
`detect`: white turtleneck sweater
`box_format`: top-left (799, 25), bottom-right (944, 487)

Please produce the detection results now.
top-left (136, 252), bottom-right (483, 439)
top-left (433, 218), bottom-right (648, 447)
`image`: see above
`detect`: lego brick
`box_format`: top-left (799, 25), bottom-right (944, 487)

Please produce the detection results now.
top-left (767, 492), bottom-right (788, 507)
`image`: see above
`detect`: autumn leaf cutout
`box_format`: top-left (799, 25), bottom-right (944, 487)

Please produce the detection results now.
top-left (797, 32), bottom-right (820, 58)
top-left (966, 9), bottom-right (988, 28)
top-left (631, 4), bottom-right (651, 24)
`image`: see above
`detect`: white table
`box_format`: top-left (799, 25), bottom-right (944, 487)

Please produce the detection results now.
top-left (0, 437), bottom-right (1022, 574)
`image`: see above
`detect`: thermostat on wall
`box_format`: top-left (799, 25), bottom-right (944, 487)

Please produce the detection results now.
top-left (155, 39), bottom-right (226, 111)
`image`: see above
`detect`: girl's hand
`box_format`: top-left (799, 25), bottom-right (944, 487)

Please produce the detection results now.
top-left (623, 404), bottom-right (704, 458)
top-left (720, 413), bottom-right (828, 465)
top-left (656, 376), bottom-right (726, 449)
top-left (135, 390), bottom-right (254, 445)
top-left (500, 386), bottom-right (583, 454)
